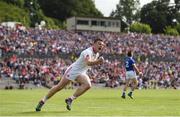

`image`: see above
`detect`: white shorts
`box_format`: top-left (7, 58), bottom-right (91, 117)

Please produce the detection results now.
top-left (64, 66), bottom-right (90, 82)
top-left (126, 71), bottom-right (137, 80)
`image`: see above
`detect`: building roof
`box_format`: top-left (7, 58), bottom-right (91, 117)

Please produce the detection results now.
top-left (67, 16), bottom-right (121, 21)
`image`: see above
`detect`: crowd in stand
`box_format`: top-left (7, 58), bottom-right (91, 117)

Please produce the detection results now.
top-left (0, 56), bottom-right (179, 89)
top-left (0, 26), bottom-right (179, 89)
top-left (0, 27), bottom-right (179, 60)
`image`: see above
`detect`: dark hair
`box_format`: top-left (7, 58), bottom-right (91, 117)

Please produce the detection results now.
top-left (94, 38), bottom-right (103, 43)
top-left (127, 51), bottom-right (132, 57)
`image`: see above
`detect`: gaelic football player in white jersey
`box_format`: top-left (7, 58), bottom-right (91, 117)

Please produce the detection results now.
top-left (35, 38), bottom-right (105, 111)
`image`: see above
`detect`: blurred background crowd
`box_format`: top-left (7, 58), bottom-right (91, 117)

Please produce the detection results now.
top-left (0, 27), bottom-right (180, 89)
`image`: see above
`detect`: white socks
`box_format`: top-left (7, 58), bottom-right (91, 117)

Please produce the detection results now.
top-left (70, 95), bottom-right (77, 100)
top-left (42, 96), bottom-right (48, 102)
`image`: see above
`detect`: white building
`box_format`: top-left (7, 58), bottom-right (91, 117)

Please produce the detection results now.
top-left (67, 16), bottom-right (121, 32)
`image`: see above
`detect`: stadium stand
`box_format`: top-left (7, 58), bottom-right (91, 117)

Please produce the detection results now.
top-left (0, 26), bottom-right (179, 89)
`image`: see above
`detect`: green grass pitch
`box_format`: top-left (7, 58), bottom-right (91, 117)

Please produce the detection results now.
top-left (0, 88), bottom-right (180, 116)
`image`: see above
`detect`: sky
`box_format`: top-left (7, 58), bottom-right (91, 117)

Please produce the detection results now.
top-left (94, 0), bottom-right (174, 17)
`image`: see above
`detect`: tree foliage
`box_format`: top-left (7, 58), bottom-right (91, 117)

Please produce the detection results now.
top-left (175, 24), bottom-right (180, 34)
top-left (130, 22), bottom-right (152, 34)
top-left (110, 0), bottom-right (140, 24)
top-left (0, 0), bottom-right (102, 28)
top-left (140, 0), bottom-right (180, 33)
top-left (38, 0), bottom-right (103, 21)
top-left (0, 1), bottom-right (30, 27)
top-left (164, 26), bottom-right (179, 36)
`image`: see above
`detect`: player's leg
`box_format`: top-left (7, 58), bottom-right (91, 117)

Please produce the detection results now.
top-left (35, 77), bottom-right (70, 111)
top-left (128, 78), bottom-right (138, 99)
top-left (65, 74), bottom-right (91, 110)
top-left (73, 74), bottom-right (92, 97)
top-left (122, 79), bottom-right (130, 99)
top-left (44, 77), bottom-right (71, 100)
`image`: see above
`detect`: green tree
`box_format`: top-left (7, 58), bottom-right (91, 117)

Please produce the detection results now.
top-left (0, 1), bottom-right (30, 26)
top-left (24, 0), bottom-right (42, 27)
top-left (130, 22), bottom-right (151, 34)
top-left (141, 1), bottom-right (168, 33)
top-left (175, 24), bottom-right (180, 34)
top-left (174, 0), bottom-right (180, 24)
top-left (140, 0), bottom-right (180, 33)
top-left (0, 0), bottom-right (24, 8)
top-left (110, 0), bottom-right (140, 24)
top-left (164, 26), bottom-right (179, 36)
top-left (175, 0), bottom-right (180, 10)
top-left (38, 0), bottom-right (102, 21)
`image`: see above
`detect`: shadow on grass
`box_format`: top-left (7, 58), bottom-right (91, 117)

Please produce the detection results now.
top-left (18, 110), bottom-right (68, 115)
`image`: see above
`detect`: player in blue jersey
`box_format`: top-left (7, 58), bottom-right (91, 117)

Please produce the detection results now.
top-left (122, 51), bottom-right (142, 99)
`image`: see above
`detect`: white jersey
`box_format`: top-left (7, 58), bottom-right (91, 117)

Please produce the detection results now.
top-left (65, 47), bottom-right (99, 81)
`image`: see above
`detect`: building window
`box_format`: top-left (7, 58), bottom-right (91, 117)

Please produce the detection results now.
top-left (107, 21), bottom-right (111, 27)
top-left (92, 20), bottom-right (97, 26)
top-left (116, 22), bottom-right (120, 27)
top-left (112, 22), bottom-right (115, 27)
top-left (100, 21), bottom-right (105, 27)
top-left (77, 20), bottom-right (89, 25)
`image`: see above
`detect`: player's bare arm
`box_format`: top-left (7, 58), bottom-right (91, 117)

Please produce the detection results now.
top-left (133, 64), bottom-right (142, 76)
